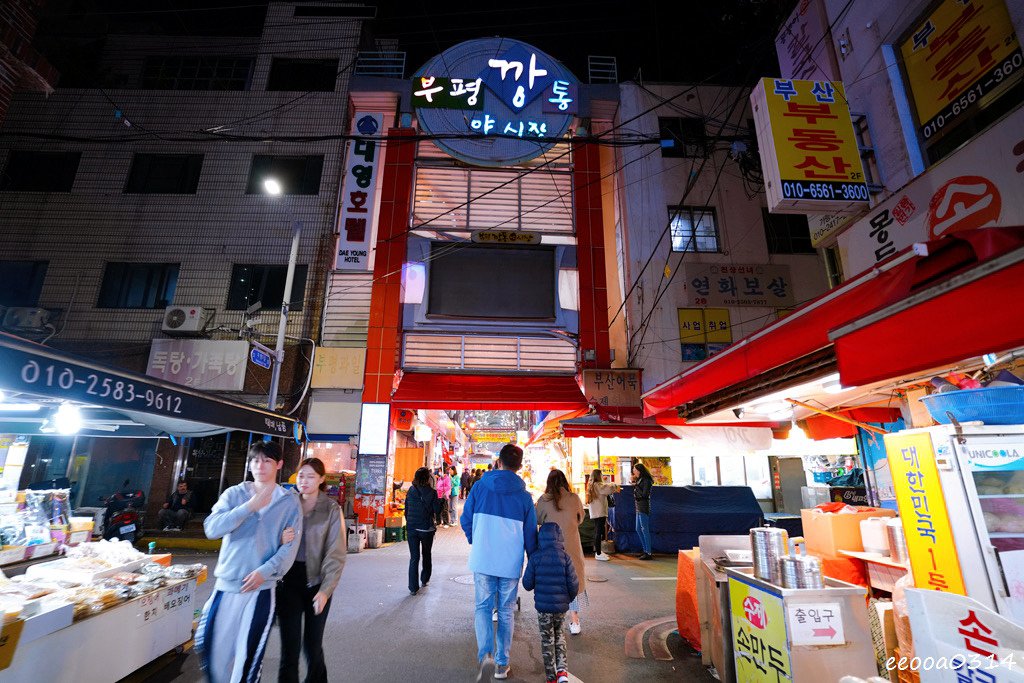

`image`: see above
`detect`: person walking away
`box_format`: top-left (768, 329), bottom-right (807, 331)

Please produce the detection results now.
top-left (435, 468), bottom-right (452, 527)
top-left (276, 458), bottom-right (346, 683)
top-left (448, 466), bottom-right (461, 526)
top-left (535, 469), bottom-right (587, 635)
top-left (633, 462), bottom-right (655, 560)
top-left (405, 467), bottom-right (441, 594)
top-left (159, 480), bottom-right (194, 531)
top-left (523, 522), bottom-right (579, 683)
top-left (461, 444), bottom-right (538, 681)
top-left (197, 441), bottom-right (302, 683)
top-left (587, 469), bottom-right (620, 561)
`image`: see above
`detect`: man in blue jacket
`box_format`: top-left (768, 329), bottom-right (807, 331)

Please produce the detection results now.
top-left (461, 443), bottom-right (538, 681)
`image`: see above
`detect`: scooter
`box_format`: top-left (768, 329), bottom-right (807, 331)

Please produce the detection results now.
top-left (100, 480), bottom-right (146, 544)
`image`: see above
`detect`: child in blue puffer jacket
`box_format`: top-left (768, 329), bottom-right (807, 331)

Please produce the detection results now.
top-left (523, 522), bottom-right (579, 683)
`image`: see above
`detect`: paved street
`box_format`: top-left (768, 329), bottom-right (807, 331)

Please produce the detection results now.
top-left (137, 525), bottom-right (714, 682)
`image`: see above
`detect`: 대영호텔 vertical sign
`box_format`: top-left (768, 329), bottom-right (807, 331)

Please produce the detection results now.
top-left (751, 77), bottom-right (869, 214)
top-left (884, 430), bottom-right (967, 596)
top-left (336, 113), bottom-right (384, 270)
top-left (899, 0), bottom-right (1022, 144)
top-left (411, 38), bottom-right (578, 167)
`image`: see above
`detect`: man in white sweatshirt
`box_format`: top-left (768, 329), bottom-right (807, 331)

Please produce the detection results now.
top-left (196, 440), bottom-right (302, 683)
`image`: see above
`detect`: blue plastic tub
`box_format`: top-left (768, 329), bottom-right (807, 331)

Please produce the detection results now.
top-left (919, 386), bottom-right (1024, 425)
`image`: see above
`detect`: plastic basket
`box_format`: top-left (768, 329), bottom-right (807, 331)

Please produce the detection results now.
top-left (919, 386), bottom-right (1024, 425)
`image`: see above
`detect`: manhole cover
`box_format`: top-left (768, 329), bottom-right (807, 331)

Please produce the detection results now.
top-left (452, 574), bottom-right (475, 585)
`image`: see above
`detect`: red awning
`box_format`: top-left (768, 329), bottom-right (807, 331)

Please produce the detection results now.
top-left (561, 415), bottom-right (678, 439)
top-left (832, 248), bottom-right (1024, 387)
top-left (391, 372), bottom-right (587, 410)
top-left (642, 227), bottom-right (1024, 416)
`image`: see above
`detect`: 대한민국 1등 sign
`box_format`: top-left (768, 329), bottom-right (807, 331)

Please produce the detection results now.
top-left (751, 77), bottom-right (869, 214)
top-left (336, 113), bottom-right (384, 271)
top-left (412, 38), bottom-right (578, 167)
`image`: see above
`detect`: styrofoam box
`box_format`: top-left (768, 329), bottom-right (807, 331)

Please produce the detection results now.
top-left (20, 600), bottom-right (73, 644)
top-left (25, 557), bottom-right (147, 585)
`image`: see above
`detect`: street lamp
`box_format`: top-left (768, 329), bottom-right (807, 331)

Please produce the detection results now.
top-left (262, 177), bottom-right (302, 411)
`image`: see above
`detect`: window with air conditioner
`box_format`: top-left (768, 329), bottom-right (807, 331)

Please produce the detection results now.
top-left (0, 261), bottom-right (47, 306)
top-left (226, 264), bottom-right (308, 311)
top-left (98, 262), bottom-right (179, 309)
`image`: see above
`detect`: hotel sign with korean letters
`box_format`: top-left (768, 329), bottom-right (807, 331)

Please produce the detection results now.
top-left (336, 113), bottom-right (383, 271)
top-left (751, 77), bottom-right (869, 214)
top-left (682, 263), bottom-right (795, 308)
top-left (412, 38), bottom-right (578, 167)
top-left (900, 0), bottom-right (1022, 143)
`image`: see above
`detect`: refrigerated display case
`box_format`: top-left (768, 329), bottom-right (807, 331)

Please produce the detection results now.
top-left (896, 425), bottom-right (1024, 626)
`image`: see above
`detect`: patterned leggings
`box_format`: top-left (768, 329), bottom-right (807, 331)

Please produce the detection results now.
top-left (538, 611), bottom-right (567, 680)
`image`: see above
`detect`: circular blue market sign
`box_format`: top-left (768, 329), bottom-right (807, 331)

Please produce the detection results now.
top-left (413, 38), bottom-right (578, 167)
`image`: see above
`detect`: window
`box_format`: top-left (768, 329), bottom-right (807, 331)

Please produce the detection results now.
top-left (851, 113), bottom-right (882, 190)
top-left (692, 455), bottom-right (719, 486)
top-left (125, 154), bottom-right (203, 194)
top-left (0, 261), bottom-right (48, 306)
top-left (98, 263), bottom-right (179, 309)
top-left (1, 151), bottom-right (81, 192)
top-left (226, 264), bottom-right (308, 312)
top-left (762, 209), bottom-right (814, 254)
top-left (140, 56), bottom-right (253, 91)
top-left (266, 58), bottom-right (338, 91)
top-left (658, 117), bottom-right (708, 158)
top-left (669, 206), bottom-right (719, 253)
top-left (745, 456), bottom-right (772, 499)
top-left (293, 5), bottom-right (376, 17)
top-left (246, 155), bottom-right (324, 195)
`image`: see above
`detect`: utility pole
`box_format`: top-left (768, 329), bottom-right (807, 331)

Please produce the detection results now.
top-left (267, 218), bottom-right (301, 410)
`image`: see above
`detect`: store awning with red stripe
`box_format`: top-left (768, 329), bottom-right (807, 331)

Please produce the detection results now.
top-left (561, 414), bottom-right (679, 439)
top-left (641, 227), bottom-right (1024, 417)
top-left (391, 372), bottom-right (587, 410)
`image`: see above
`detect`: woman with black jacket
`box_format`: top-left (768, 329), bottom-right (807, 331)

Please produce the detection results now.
top-left (632, 462), bottom-right (655, 560)
top-left (405, 467), bottom-right (442, 595)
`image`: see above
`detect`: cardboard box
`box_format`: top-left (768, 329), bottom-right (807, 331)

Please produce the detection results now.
top-left (384, 516), bottom-right (405, 528)
top-left (800, 507), bottom-right (896, 557)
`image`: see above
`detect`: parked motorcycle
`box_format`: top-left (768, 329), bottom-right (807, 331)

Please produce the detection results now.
top-left (100, 480), bottom-right (146, 544)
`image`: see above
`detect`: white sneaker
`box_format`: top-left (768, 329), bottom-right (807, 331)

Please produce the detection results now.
top-left (569, 620), bottom-right (581, 635)
top-left (595, 552), bottom-right (610, 561)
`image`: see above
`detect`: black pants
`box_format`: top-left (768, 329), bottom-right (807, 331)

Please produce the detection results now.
top-left (592, 516), bottom-right (607, 554)
top-left (408, 528), bottom-right (435, 592)
top-left (434, 497), bottom-right (448, 526)
top-left (277, 561), bottom-right (331, 683)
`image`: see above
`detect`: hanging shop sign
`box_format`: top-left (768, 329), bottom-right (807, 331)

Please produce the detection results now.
top-left (473, 430), bottom-right (518, 444)
top-left (751, 77), bottom-right (869, 214)
top-left (311, 346), bottom-right (365, 389)
top-left (336, 113), bottom-right (384, 271)
top-left (682, 263), bottom-right (795, 308)
top-left (837, 105), bottom-right (1024, 278)
top-left (729, 576), bottom-right (792, 683)
top-left (775, 0), bottom-right (840, 82)
top-left (581, 369), bottom-right (642, 408)
top-left (146, 339), bottom-right (248, 392)
top-left (899, 0), bottom-right (1022, 143)
top-left (413, 38), bottom-right (578, 167)
top-left (471, 230), bottom-right (541, 245)
top-left (678, 308), bottom-right (732, 362)
top-left (884, 431), bottom-right (967, 595)
top-left (808, 212), bottom-right (852, 247)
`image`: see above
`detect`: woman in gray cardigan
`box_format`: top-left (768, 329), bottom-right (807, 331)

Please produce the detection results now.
top-left (278, 458), bottom-right (346, 683)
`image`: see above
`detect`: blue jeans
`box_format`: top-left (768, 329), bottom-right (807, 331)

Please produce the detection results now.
top-left (636, 512), bottom-right (652, 554)
top-left (474, 573), bottom-right (519, 666)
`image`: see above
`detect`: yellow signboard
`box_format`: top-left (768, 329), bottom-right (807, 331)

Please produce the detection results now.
top-left (884, 431), bottom-right (966, 594)
top-left (599, 455), bottom-right (617, 479)
top-left (0, 619), bottom-right (24, 671)
top-left (679, 308), bottom-right (731, 362)
top-left (311, 346), bottom-right (366, 389)
top-left (729, 576), bottom-right (792, 683)
top-left (473, 430), bottom-right (517, 444)
top-left (900, 0), bottom-right (1021, 141)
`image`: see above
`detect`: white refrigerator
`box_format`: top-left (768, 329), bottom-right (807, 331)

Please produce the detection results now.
top-left (923, 424), bottom-right (1024, 626)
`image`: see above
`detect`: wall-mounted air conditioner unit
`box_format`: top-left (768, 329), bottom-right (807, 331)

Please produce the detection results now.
top-left (161, 306), bottom-right (214, 336)
top-left (3, 307), bottom-right (58, 332)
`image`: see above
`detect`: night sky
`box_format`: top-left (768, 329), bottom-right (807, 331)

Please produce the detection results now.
top-left (36, 0), bottom-right (796, 87)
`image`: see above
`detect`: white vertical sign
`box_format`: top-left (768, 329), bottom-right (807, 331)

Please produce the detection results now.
top-left (336, 113), bottom-right (384, 271)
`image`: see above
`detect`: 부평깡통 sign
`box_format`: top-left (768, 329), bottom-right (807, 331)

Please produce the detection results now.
top-left (412, 38), bottom-right (578, 167)
top-left (900, 0), bottom-right (1022, 143)
top-left (884, 431), bottom-right (966, 595)
top-left (682, 263), bottom-right (795, 308)
top-left (336, 113), bottom-right (384, 271)
top-left (751, 77), bottom-right (869, 214)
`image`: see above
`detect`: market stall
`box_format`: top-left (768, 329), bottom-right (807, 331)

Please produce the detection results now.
top-left (0, 538), bottom-right (205, 681)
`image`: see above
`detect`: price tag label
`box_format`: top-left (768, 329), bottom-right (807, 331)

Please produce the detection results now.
top-left (27, 542), bottom-right (56, 559)
top-left (0, 547), bottom-right (26, 566)
top-left (139, 590), bottom-right (165, 623)
top-left (162, 582), bottom-right (192, 616)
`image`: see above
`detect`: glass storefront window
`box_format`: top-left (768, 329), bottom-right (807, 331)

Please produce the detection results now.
top-left (720, 457), bottom-right (747, 487)
top-left (745, 455), bottom-right (772, 499)
top-left (693, 454), bottom-right (718, 486)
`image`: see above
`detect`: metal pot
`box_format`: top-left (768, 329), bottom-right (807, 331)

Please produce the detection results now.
top-left (886, 518), bottom-right (909, 564)
top-left (751, 526), bottom-right (788, 584)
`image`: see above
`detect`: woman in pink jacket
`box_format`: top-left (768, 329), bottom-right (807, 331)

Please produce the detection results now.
top-left (435, 468), bottom-right (452, 528)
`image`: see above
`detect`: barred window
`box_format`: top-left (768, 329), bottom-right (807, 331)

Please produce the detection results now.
top-left (669, 206), bottom-right (719, 253)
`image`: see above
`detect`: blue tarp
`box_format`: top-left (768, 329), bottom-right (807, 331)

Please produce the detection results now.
top-left (610, 485), bottom-right (764, 554)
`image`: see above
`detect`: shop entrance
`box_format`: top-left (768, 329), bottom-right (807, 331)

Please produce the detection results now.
top-left (180, 431), bottom-right (255, 513)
